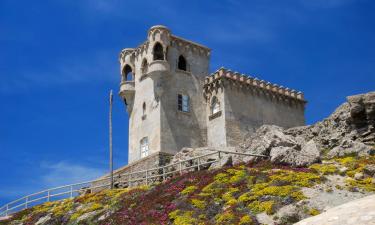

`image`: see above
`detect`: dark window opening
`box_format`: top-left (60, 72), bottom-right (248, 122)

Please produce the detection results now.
top-left (141, 59), bottom-right (148, 74)
top-left (153, 42), bottom-right (164, 60)
top-left (178, 55), bottom-right (187, 71)
top-left (123, 65), bottom-right (133, 81)
top-left (142, 102), bottom-right (146, 115)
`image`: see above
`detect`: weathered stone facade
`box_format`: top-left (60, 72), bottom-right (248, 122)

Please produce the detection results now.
top-left (118, 25), bottom-right (306, 165)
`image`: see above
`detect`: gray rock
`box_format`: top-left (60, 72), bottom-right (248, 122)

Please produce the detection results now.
top-left (35, 214), bottom-right (52, 225)
top-left (363, 165), bottom-right (375, 177)
top-left (354, 172), bottom-right (364, 180)
top-left (338, 167), bottom-right (348, 175)
top-left (270, 140), bottom-right (320, 167)
top-left (328, 140), bottom-right (373, 158)
top-left (276, 204), bottom-right (305, 225)
top-left (77, 211), bottom-right (99, 222)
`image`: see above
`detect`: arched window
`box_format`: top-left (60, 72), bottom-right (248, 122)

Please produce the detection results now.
top-left (123, 65), bottom-right (133, 81)
top-left (211, 96), bottom-right (220, 115)
top-left (141, 59), bottom-right (148, 74)
top-left (153, 42), bottom-right (164, 60)
top-left (178, 55), bottom-right (187, 71)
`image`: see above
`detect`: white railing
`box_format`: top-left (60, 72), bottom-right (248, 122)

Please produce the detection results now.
top-left (0, 150), bottom-right (267, 217)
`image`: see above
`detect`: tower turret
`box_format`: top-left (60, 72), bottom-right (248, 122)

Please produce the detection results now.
top-left (119, 48), bottom-right (135, 113)
top-left (147, 25), bottom-right (171, 77)
top-left (118, 25), bottom-right (210, 163)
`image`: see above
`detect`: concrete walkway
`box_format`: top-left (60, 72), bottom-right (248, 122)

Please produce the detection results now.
top-left (295, 194), bottom-right (375, 225)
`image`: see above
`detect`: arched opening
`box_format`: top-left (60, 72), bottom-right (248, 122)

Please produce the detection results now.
top-left (153, 42), bottom-right (164, 60)
top-left (123, 64), bottom-right (134, 81)
top-left (141, 59), bottom-right (148, 74)
top-left (211, 96), bottom-right (220, 115)
top-left (178, 55), bottom-right (187, 71)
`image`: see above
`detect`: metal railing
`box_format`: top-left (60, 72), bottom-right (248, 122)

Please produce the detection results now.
top-left (0, 150), bottom-right (267, 217)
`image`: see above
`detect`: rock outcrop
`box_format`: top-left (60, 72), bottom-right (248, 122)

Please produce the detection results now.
top-left (237, 91), bottom-right (375, 166)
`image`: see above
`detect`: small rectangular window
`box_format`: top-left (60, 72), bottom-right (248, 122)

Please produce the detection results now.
top-left (140, 137), bottom-right (149, 158)
top-left (178, 94), bottom-right (190, 112)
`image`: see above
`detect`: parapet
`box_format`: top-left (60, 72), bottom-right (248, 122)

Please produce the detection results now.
top-left (204, 67), bottom-right (306, 103)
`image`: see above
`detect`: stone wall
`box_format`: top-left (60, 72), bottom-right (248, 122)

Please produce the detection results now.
top-left (224, 79), bottom-right (305, 146)
top-left (206, 88), bottom-right (227, 147)
top-left (204, 68), bottom-right (306, 147)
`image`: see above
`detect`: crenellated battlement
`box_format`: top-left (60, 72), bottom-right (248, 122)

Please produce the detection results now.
top-left (204, 67), bottom-right (306, 103)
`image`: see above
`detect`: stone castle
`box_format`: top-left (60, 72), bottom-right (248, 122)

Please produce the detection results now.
top-left (118, 25), bottom-right (306, 165)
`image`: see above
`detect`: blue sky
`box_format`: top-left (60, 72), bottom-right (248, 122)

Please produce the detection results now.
top-left (0, 0), bottom-right (374, 206)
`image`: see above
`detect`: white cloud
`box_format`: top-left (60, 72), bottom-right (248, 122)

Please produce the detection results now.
top-left (40, 161), bottom-right (105, 187)
top-left (0, 161), bottom-right (106, 201)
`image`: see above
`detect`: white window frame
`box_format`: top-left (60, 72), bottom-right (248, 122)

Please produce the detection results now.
top-left (178, 94), bottom-right (190, 112)
top-left (140, 137), bottom-right (149, 158)
top-left (211, 96), bottom-right (220, 115)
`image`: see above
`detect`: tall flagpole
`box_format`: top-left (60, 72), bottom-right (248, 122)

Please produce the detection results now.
top-left (109, 89), bottom-right (114, 189)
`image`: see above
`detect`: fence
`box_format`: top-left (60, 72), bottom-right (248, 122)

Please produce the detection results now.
top-left (0, 150), bottom-right (267, 217)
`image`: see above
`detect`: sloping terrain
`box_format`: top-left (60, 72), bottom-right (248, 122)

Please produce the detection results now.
top-left (1, 155), bottom-right (374, 225)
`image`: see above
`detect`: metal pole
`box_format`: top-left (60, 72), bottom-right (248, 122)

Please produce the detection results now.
top-left (145, 170), bottom-right (148, 185)
top-left (70, 186), bottom-right (73, 198)
top-left (218, 151), bottom-right (222, 167)
top-left (197, 158), bottom-right (200, 171)
top-left (109, 90), bottom-right (114, 189)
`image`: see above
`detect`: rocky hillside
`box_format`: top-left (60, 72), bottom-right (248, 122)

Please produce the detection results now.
top-left (1, 91), bottom-right (375, 225)
top-left (1, 156), bottom-right (374, 225)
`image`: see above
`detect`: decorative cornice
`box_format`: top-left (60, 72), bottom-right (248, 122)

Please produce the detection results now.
top-left (171, 35), bottom-right (210, 57)
top-left (204, 67), bottom-right (307, 104)
top-left (119, 48), bottom-right (135, 63)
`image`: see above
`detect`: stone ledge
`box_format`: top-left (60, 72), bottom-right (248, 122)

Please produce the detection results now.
top-left (209, 111), bottom-right (222, 121)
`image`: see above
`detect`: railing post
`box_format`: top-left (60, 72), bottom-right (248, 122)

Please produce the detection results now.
top-left (5, 204), bottom-right (8, 216)
top-left (218, 151), bottom-right (222, 167)
top-left (25, 197), bottom-right (29, 209)
top-left (145, 170), bottom-right (148, 185)
top-left (47, 190), bottom-right (50, 202)
top-left (197, 157), bottom-right (201, 171)
top-left (70, 186), bottom-right (73, 199)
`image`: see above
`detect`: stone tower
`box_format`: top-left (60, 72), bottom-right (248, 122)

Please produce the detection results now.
top-left (119, 25), bottom-right (211, 163)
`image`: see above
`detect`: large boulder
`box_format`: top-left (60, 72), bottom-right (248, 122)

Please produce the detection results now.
top-left (270, 140), bottom-right (320, 167)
